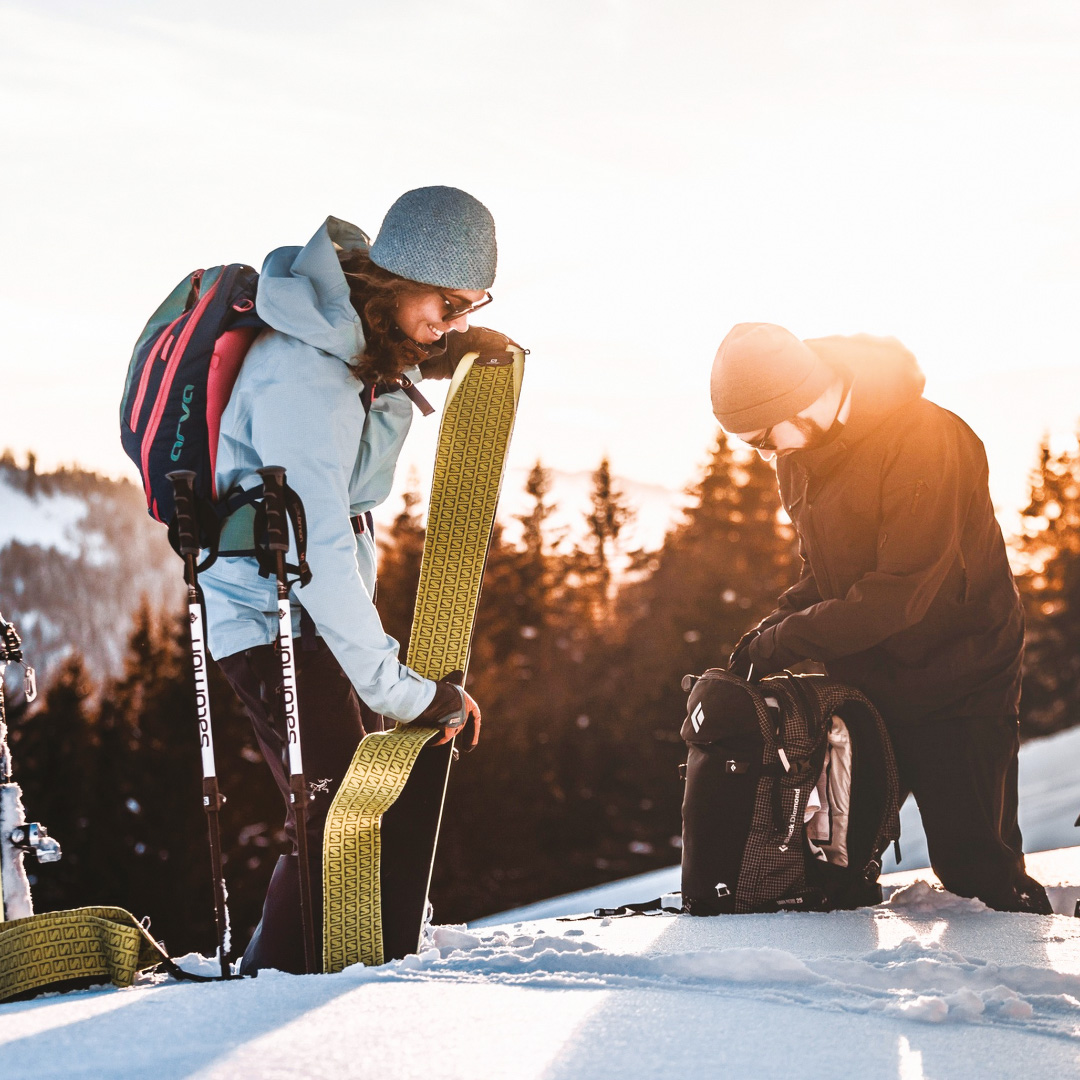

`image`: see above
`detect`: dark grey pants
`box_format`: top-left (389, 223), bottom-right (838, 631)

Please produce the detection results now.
top-left (888, 712), bottom-right (1051, 913)
top-left (218, 637), bottom-right (383, 973)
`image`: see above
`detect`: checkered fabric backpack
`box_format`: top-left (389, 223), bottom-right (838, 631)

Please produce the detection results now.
top-left (679, 669), bottom-right (901, 915)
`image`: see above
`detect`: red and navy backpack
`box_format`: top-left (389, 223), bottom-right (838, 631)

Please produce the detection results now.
top-left (120, 260), bottom-right (432, 579)
top-left (119, 263), bottom-right (266, 534)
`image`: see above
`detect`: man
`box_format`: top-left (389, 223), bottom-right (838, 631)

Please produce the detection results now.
top-left (711, 322), bottom-right (1051, 914)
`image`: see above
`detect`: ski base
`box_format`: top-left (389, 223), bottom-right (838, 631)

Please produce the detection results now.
top-left (322, 345), bottom-right (524, 972)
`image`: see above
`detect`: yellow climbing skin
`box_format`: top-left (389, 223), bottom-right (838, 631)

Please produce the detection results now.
top-left (0, 906), bottom-right (169, 1003)
top-left (323, 346), bottom-right (525, 973)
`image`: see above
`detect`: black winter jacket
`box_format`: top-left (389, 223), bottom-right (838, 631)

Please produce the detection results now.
top-left (746, 334), bottom-right (1024, 725)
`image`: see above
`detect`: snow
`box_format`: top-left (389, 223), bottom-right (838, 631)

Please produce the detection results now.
top-left (4, 728), bottom-right (1080, 1078)
top-left (0, 475), bottom-right (89, 559)
top-left (4, 863), bottom-right (1080, 1078)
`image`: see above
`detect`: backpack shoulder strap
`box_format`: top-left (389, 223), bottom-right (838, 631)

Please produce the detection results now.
top-left (360, 375), bottom-right (435, 417)
top-left (212, 480), bottom-right (312, 588)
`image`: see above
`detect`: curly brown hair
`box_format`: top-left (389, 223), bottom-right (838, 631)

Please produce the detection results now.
top-left (338, 248), bottom-right (439, 383)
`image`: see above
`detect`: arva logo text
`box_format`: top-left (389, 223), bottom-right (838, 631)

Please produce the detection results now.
top-left (170, 385), bottom-right (196, 461)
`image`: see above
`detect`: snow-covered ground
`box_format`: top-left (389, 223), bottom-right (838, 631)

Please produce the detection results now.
top-left (3, 725), bottom-right (1080, 1079)
top-left (0, 475), bottom-right (89, 560)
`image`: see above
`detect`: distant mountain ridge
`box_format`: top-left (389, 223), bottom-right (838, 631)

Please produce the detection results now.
top-left (0, 455), bottom-right (688, 695)
top-left (0, 455), bottom-right (181, 692)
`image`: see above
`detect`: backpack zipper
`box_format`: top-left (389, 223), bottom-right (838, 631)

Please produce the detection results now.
top-left (128, 315), bottom-right (184, 432)
top-left (139, 273), bottom-right (224, 508)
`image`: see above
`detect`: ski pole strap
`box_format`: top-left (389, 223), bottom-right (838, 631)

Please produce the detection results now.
top-left (0, 906), bottom-right (220, 1003)
top-left (558, 896), bottom-right (685, 922)
top-left (282, 483), bottom-right (312, 586)
top-left (254, 468), bottom-right (313, 588)
top-left (215, 481), bottom-right (313, 587)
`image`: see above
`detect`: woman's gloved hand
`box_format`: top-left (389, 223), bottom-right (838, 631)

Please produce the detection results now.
top-left (418, 326), bottom-right (521, 381)
top-left (413, 671), bottom-right (482, 751)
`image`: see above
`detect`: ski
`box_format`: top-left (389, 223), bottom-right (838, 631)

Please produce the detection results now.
top-left (322, 340), bottom-right (525, 972)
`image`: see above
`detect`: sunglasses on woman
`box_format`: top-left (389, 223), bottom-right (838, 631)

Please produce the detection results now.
top-left (440, 291), bottom-right (493, 321)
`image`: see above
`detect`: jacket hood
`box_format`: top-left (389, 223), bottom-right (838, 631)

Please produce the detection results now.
top-left (790, 333), bottom-right (924, 473)
top-left (808, 333), bottom-right (924, 437)
top-left (256, 216), bottom-right (370, 362)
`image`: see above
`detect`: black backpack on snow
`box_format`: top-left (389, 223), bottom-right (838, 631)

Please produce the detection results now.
top-left (679, 668), bottom-right (901, 915)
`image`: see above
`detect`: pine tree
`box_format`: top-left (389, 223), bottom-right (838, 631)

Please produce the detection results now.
top-left (577, 456), bottom-right (635, 617)
top-left (1015, 435), bottom-right (1080, 737)
top-left (480, 461), bottom-right (558, 689)
top-left (375, 471), bottom-right (426, 650)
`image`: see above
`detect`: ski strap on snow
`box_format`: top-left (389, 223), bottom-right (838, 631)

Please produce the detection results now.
top-left (322, 724), bottom-right (437, 973)
top-left (558, 896), bottom-right (686, 921)
top-left (322, 343), bottom-right (524, 973)
top-left (0, 906), bottom-right (217, 1003)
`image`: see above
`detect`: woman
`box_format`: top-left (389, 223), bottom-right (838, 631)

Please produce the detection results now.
top-left (200, 186), bottom-right (507, 973)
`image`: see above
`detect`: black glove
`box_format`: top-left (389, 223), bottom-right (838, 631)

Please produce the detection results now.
top-left (727, 629), bottom-right (760, 680)
top-left (418, 326), bottom-right (521, 381)
top-left (413, 670), bottom-right (482, 751)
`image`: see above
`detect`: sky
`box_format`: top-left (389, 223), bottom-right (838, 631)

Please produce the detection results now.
top-left (2, 0), bottom-right (1079, 535)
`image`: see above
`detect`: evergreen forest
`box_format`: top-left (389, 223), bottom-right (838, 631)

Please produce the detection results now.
top-left (5, 431), bottom-right (1080, 958)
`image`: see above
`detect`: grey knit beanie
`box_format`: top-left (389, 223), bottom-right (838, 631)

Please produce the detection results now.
top-left (711, 323), bottom-right (835, 432)
top-left (369, 186), bottom-right (497, 290)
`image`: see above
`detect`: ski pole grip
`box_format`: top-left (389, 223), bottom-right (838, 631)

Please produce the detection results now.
top-left (256, 466), bottom-right (290, 552)
top-left (167, 470), bottom-right (201, 556)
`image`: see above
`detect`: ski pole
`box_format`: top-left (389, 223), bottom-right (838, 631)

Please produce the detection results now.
top-left (167, 471), bottom-right (232, 980)
top-left (257, 466), bottom-right (317, 975)
top-left (1, 613), bottom-right (38, 781)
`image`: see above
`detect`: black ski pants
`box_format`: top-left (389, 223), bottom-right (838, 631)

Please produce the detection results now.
top-left (887, 711), bottom-right (1051, 913)
top-left (218, 636), bottom-right (384, 974)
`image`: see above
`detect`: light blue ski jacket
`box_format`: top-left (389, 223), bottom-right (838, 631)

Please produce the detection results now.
top-left (200, 216), bottom-right (437, 721)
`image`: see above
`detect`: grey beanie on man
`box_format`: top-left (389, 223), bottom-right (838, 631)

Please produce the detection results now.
top-left (711, 322), bottom-right (835, 433)
top-left (369, 186), bottom-right (497, 290)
